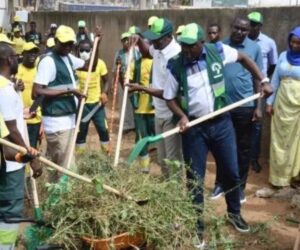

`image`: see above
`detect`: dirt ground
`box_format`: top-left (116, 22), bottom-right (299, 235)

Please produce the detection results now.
top-left (84, 114), bottom-right (299, 250)
top-left (18, 107), bottom-right (299, 250)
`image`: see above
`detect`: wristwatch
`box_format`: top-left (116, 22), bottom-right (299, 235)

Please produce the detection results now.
top-left (260, 77), bottom-right (270, 84)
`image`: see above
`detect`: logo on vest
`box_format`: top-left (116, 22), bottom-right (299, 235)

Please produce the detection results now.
top-left (211, 62), bottom-right (222, 79)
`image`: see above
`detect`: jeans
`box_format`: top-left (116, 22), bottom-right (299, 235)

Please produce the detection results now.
top-left (250, 121), bottom-right (262, 161)
top-left (230, 107), bottom-right (254, 191)
top-left (182, 113), bottom-right (241, 233)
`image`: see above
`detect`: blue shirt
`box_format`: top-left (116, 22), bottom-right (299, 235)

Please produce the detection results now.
top-left (253, 32), bottom-right (278, 76)
top-left (223, 37), bottom-right (263, 107)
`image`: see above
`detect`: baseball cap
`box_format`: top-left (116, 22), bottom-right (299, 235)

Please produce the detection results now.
top-left (143, 18), bottom-right (173, 41)
top-left (178, 23), bottom-right (205, 45)
top-left (128, 25), bottom-right (141, 35)
top-left (148, 16), bottom-right (158, 27)
top-left (121, 32), bottom-right (131, 40)
top-left (78, 20), bottom-right (86, 28)
top-left (176, 25), bottom-right (185, 35)
top-left (55, 25), bottom-right (76, 43)
top-left (23, 42), bottom-right (39, 52)
top-left (13, 16), bottom-right (20, 22)
top-left (46, 38), bottom-right (55, 48)
top-left (0, 33), bottom-right (14, 45)
top-left (248, 12), bottom-right (263, 24)
top-left (50, 23), bottom-right (57, 28)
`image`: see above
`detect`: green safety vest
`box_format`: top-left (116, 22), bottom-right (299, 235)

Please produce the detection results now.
top-left (168, 42), bottom-right (227, 116)
top-left (41, 52), bottom-right (77, 117)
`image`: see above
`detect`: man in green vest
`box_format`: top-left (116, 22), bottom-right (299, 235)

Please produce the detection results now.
top-left (163, 23), bottom-right (272, 247)
top-left (32, 25), bottom-right (87, 181)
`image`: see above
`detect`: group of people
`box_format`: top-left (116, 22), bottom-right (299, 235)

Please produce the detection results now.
top-left (0, 10), bottom-right (299, 249)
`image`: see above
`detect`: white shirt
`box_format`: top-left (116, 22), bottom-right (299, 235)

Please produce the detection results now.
top-left (0, 78), bottom-right (26, 172)
top-left (35, 53), bottom-right (85, 134)
top-left (149, 38), bottom-right (181, 119)
top-left (163, 44), bottom-right (238, 117)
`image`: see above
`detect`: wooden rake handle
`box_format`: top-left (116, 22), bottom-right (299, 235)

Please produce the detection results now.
top-left (0, 138), bottom-right (134, 201)
top-left (65, 36), bottom-right (100, 170)
top-left (162, 93), bottom-right (262, 139)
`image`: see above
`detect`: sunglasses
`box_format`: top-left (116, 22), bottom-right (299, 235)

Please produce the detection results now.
top-left (79, 48), bottom-right (91, 53)
top-left (208, 31), bottom-right (218, 35)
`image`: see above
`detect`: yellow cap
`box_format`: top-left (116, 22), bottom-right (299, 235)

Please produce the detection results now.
top-left (176, 25), bottom-right (185, 35)
top-left (46, 38), bottom-right (55, 48)
top-left (0, 33), bottom-right (14, 45)
top-left (121, 32), bottom-right (131, 40)
top-left (13, 16), bottom-right (20, 22)
top-left (23, 42), bottom-right (39, 52)
top-left (148, 16), bottom-right (158, 27)
top-left (55, 25), bottom-right (76, 43)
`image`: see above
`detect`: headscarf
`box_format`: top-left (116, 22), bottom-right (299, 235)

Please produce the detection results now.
top-left (287, 26), bottom-right (300, 66)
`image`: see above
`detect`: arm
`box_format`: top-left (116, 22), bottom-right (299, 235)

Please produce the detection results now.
top-left (167, 99), bottom-right (189, 133)
top-left (32, 83), bottom-right (84, 99)
top-left (126, 83), bottom-right (164, 99)
top-left (267, 64), bottom-right (276, 78)
top-left (131, 35), bottom-right (152, 59)
top-left (237, 51), bottom-right (273, 97)
top-left (100, 74), bottom-right (109, 105)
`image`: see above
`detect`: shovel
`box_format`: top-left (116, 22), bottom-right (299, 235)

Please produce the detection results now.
top-left (0, 138), bottom-right (148, 206)
top-left (128, 93), bottom-right (261, 163)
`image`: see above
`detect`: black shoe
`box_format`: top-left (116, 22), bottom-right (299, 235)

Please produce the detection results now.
top-left (210, 185), bottom-right (224, 200)
top-left (228, 213), bottom-right (250, 233)
top-left (251, 159), bottom-right (262, 173)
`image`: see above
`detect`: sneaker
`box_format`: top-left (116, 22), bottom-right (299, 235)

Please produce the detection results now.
top-left (194, 233), bottom-right (205, 249)
top-left (210, 185), bottom-right (224, 200)
top-left (240, 190), bottom-right (247, 204)
top-left (227, 213), bottom-right (250, 233)
top-left (251, 159), bottom-right (262, 173)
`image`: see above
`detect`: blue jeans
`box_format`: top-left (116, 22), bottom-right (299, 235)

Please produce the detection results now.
top-left (182, 113), bottom-right (241, 233)
top-left (230, 107), bottom-right (254, 190)
top-left (250, 121), bottom-right (262, 160)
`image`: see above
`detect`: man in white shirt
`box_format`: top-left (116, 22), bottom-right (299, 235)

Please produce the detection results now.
top-left (128, 18), bottom-right (182, 177)
top-left (33, 25), bottom-right (86, 180)
top-left (0, 43), bottom-right (41, 250)
top-left (163, 23), bottom-right (273, 246)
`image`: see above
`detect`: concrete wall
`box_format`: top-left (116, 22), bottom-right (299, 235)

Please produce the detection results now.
top-left (31, 6), bottom-right (300, 160)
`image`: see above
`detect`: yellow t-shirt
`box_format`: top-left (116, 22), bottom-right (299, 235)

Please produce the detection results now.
top-left (130, 58), bottom-right (155, 114)
top-left (0, 113), bottom-right (9, 138)
top-left (13, 37), bottom-right (25, 55)
top-left (76, 59), bottom-right (108, 104)
top-left (16, 64), bottom-right (42, 124)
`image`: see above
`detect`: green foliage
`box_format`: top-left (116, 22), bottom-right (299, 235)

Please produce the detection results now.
top-left (41, 152), bottom-right (200, 249)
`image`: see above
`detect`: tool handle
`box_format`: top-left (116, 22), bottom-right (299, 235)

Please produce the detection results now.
top-left (65, 36), bottom-right (100, 170)
top-left (113, 47), bottom-right (134, 167)
top-left (108, 64), bottom-right (121, 156)
top-left (162, 93), bottom-right (261, 139)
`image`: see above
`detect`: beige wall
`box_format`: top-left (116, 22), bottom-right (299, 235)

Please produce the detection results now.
top-left (31, 6), bottom-right (300, 160)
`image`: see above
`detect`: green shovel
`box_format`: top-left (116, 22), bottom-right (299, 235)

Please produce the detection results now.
top-left (128, 93), bottom-right (261, 163)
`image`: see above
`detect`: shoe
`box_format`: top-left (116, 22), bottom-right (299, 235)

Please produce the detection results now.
top-left (227, 213), bottom-right (250, 233)
top-left (255, 187), bottom-right (275, 198)
top-left (240, 190), bottom-right (247, 204)
top-left (210, 185), bottom-right (224, 200)
top-left (194, 233), bottom-right (205, 249)
top-left (251, 159), bottom-right (262, 173)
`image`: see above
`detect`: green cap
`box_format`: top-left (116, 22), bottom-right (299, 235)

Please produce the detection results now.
top-left (128, 26), bottom-right (141, 35)
top-left (78, 20), bottom-right (86, 28)
top-left (176, 25), bottom-right (185, 35)
top-left (143, 18), bottom-right (173, 41)
top-left (248, 12), bottom-right (263, 24)
top-left (121, 32), bottom-right (131, 40)
top-left (178, 23), bottom-right (205, 45)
